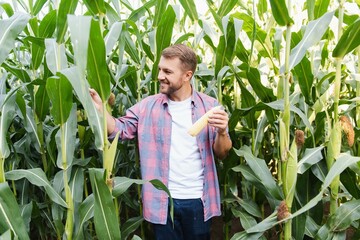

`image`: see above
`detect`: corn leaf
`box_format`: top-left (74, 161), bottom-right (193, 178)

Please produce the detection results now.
top-left (230, 231), bottom-right (264, 240)
top-left (67, 15), bottom-right (91, 74)
top-left (234, 146), bottom-right (283, 200)
top-left (32, 0), bottom-right (47, 16)
top-left (70, 167), bottom-right (85, 203)
top-left (290, 153), bottom-right (360, 220)
top-left (340, 168), bottom-right (360, 199)
top-left (328, 199), bottom-right (360, 232)
top-left (0, 12), bottom-right (30, 65)
top-left (74, 194), bottom-right (94, 240)
top-left (121, 216), bottom-right (144, 240)
top-left (244, 66), bottom-right (276, 103)
top-left (31, 10), bottom-right (56, 70)
top-left (235, 13), bottom-right (271, 59)
top-left (257, 0), bottom-right (268, 20)
top-left (285, 11), bottom-right (334, 73)
top-left (226, 196), bottom-right (262, 218)
top-left (87, 18), bottom-right (111, 102)
top-left (267, 99), bottom-right (314, 135)
top-left (54, 105), bottom-right (77, 169)
top-left (179, 0), bottom-right (198, 22)
top-left (232, 164), bottom-right (280, 208)
top-left (246, 212), bottom-right (278, 233)
top-left (1, 62), bottom-right (31, 83)
top-left (269, 0), bottom-right (293, 26)
top-left (152, 5), bottom-right (176, 80)
top-left (56, 0), bottom-right (78, 43)
top-left (333, 18), bottom-right (360, 58)
top-left (153, 0), bottom-right (168, 27)
top-left (305, 216), bottom-right (320, 238)
top-left (103, 131), bottom-right (120, 177)
top-left (112, 177), bottom-right (148, 197)
top-left (0, 229), bottom-right (12, 239)
top-left (60, 67), bottom-right (104, 150)
top-left (83, 0), bottom-right (106, 15)
top-left (314, 0), bottom-right (330, 20)
top-left (215, 18), bottom-right (240, 76)
top-left (34, 84), bottom-right (50, 122)
top-left (46, 76), bottom-right (73, 125)
top-left (112, 177), bottom-right (174, 224)
top-left (297, 146), bottom-right (324, 174)
top-left (215, 36), bottom-right (226, 78)
top-left (65, 17), bottom-right (106, 148)
top-left (217, 0), bottom-right (238, 18)
top-left (293, 57), bottom-right (314, 104)
top-left (5, 168), bottom-right (67, 207)
top-left (45, 39), bottom-right (67, 74)
top-left (123, 31), bottom-right (141, 65)
top-left (233, 71), bottom-right (257, 129)
top-left (0, 183), bottom-right (29, 240)
top-left (89, 168), bottom-right (121, 240)
top-left (0, 3), bottom-right (14, 17)
top-left (231, 209), bottom-right (257, 230)
top-left (128, 0), bottom-right (156, 22)
top-left (104, 22), bottom-right (123, 56)
top-left (0, 94), bottom-right (15, 159)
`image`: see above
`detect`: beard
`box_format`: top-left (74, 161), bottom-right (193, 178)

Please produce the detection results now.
top-left (159, 80), bottom-right (183, 96)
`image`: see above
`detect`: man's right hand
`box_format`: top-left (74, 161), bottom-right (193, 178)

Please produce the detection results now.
top-left (89, 88), bottom-right (116, 135)
top-left (89, 88), bottom-right (103, 112)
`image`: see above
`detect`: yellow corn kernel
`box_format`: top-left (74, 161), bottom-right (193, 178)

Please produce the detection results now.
top-left (188, 106), bottom-right (221, 137)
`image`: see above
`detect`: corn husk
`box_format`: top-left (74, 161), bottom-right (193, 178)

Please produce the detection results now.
top-left (188, 106), bottom-right (221, 137)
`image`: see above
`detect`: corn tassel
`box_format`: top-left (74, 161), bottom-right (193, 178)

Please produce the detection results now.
top-left (188, 106), bottom-right (221, 137)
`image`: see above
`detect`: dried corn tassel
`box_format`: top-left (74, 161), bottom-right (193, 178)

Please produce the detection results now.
top-left (295, 129), bottom-right (305, 149)
top-left (188, 106), bottom-right (222, 137)
top-left (340, 115), bottom-right (354, 147)
top-left (277, 200), bottom-right (290, 221)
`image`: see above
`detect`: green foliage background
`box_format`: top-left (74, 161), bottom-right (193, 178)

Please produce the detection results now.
top-left (1, 0), bottom-right (360, 239)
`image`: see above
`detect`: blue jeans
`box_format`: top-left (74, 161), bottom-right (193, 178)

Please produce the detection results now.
top-left (152, 198), bottom-right (211, 240)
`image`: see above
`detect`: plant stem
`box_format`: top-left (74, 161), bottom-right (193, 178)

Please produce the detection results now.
top-left (328, 0), bottom-right (344, 216)
top-left (61, 125), bottom-right (74, 240)
top-left (282, 0), bottom-right (293, 237)
top-left (356, 48), bottom-right (360, 129)
top-left (0, 157), bottom-right (5, 183)
top-left (64, 170), bottom-right (74, 240)
top-left (356, 48), bottom-right (360, 157)
top-left (102, 101), bottom-right (112, 187)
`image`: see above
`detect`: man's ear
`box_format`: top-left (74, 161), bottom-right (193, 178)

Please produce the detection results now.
top-left (185, 70), bottom-right (193, 81)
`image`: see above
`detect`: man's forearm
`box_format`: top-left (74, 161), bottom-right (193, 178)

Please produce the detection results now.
top-left (106, 111), bottom-right (116, 135)
top-left (213, 132), bottom-right (232, 159)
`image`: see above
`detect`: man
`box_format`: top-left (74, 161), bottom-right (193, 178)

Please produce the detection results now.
top-left (90, 44), bottom-right (232, 240)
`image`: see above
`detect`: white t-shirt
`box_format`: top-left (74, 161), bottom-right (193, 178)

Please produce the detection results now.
top-left (167, 97), bottom-right (204, 199)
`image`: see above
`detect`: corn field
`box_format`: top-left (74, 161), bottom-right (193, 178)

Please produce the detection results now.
top-left (1, 0), bottom-right (360, 239)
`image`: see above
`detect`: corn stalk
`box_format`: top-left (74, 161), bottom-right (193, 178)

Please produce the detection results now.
top-left (269, 0), bottom-right (295, 238)
top-left (357, 48), bottom-right (360, 155)
top-left (326, 0), bottom-right (344, 215)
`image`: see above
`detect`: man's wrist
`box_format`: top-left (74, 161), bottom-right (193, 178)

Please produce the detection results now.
top-left (217, 130), bottom-right (227, 136)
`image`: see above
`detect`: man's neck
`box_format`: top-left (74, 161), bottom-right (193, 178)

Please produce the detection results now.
top-left (168, 84), bottom-right (192, 101)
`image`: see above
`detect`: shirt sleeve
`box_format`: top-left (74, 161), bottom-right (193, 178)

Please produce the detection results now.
top-left (108, 104), bottom-right (140, 140)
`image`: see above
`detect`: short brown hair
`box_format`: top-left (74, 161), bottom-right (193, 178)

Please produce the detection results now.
top-left (161, 44), bottom-right (197, 74)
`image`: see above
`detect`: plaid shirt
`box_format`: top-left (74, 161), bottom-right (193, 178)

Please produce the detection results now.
top-left (109, 90), bottom-right (222, 224)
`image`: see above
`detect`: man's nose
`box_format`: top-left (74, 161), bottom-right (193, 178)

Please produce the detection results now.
top-left (158, 71), bottom-right (165, 80)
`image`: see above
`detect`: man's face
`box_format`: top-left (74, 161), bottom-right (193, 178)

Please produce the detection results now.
top-left (158, 56), bottom-right (191, 97)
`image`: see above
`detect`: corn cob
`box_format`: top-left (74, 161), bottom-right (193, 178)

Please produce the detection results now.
top-left (188, 106), bottom-right (222, 137)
